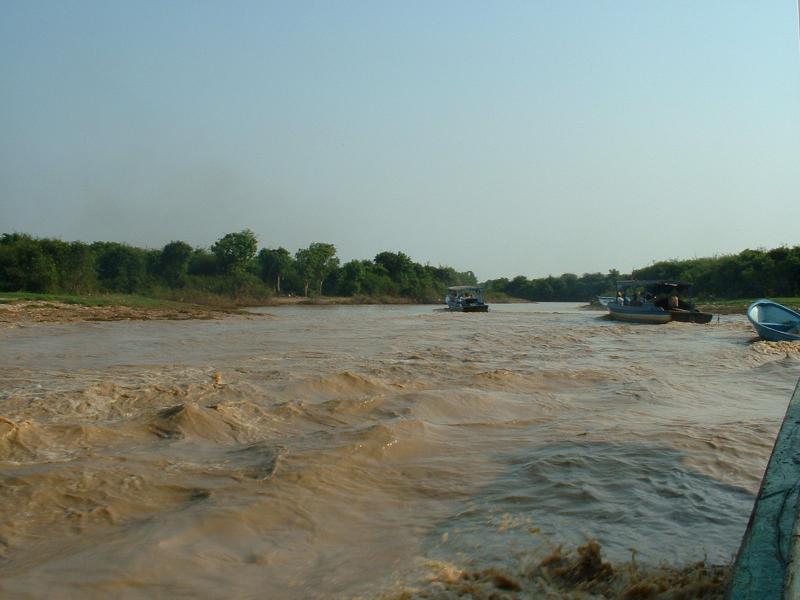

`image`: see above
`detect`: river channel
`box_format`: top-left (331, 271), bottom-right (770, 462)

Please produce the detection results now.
top-left (1, 303), bottom-right (798, 598)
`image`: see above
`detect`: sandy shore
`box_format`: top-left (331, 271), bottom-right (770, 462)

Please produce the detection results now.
top-left (0, 300), bottom-right (235, 325)
top-left (0, 295), bottom-right (423, 324)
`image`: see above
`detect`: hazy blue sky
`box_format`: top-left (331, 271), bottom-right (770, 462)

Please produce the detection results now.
top-left (2, 1), bottom-right (799, 280)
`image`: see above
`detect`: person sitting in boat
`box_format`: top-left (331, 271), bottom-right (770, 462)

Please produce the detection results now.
top-left (668, 291), bottom-right (680, 309)
top-left (616, 291), bottom-right (624, 304)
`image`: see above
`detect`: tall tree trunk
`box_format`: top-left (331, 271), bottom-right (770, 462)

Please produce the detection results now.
top-left (304, 280), bottom-right (310, 296)
top-left (276, 274), bottom-right (281, 294)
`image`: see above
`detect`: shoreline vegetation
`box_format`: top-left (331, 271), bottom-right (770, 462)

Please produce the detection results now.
top-left (0, 231), bottom-right (478, 308)
top-left (697, 298), bottom-right (800, 315)
top-left (1, 232), bottom-right (799, 322)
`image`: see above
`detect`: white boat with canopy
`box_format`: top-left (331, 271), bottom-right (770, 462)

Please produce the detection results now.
top-left (445, 286), bottom-right (488, 312)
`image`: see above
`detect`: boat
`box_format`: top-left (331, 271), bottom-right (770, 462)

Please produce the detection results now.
top-left (606, 280), bottom-right (712, 324)
top-left (607, 299), bottom-right (671, 323)
top-left (667, 285), bottom-right (714, 323)
top-left (746, 299), bottom-right (800, 342)
top-left (727, 378), bottom-right (800, 597)
top-left (445, 286), bottom-right (488, 312)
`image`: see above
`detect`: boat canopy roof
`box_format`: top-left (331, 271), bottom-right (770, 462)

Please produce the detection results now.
top-left (615, 280), bottom-right (694, 292)
top-left (448, 285), bottom-right (483, 292)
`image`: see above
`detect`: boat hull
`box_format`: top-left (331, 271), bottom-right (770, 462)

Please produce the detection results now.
top-left (727, 379), bottom-right (800, 597)
top-left (447, 304), bottom-right (489, 312)
top-left (669, 310), bottom-right (713, 324)
top-left (460, 304), bottom-right (488, 312)
top-left (607, 303), bottom-right (671, 324)
top-left (747, 300), bottom-right (800, 342)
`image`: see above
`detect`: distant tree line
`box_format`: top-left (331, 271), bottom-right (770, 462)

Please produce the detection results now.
top-left (3, 232), bottom-right (796, 303)
top-left (631, 247), bottom-right (800, 299)
top-left (0, 231), bottom-right (477, 303)
top-left (482, 270), bottom-right (623, 302)
top-left (482, 246), bottom-right (800, 301)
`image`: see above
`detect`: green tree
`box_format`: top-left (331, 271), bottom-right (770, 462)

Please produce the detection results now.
top-left (57, 241), bottom-right (96, 293)
top-left (295, 242), bottom-right (339, 296)
top-left (258, 247), bottom-right (293, 293)
top-left (483, 277), bottom-right (510, 295)
top-left (506, 275), bottom-right (532, 299)
top-left (0, 235), bottom-right (58, 292)
top-left (158, 241), bottom-right (193, 287)
top-left (211, 230), bottom-right (258, 274)
top-left (93, 242), bottom-right (147, 293)
top-left (374, 251), bottom-right (415, 280)
top-left (187, 249), bottom-right (218, 276)
top-left (337, 260), bottom-right (370, 296)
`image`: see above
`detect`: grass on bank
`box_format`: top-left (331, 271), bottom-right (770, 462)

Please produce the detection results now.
top-left (3, 291), bottom-right (799, 315)
top-left (0, 291), bottom-right (420, 310)
top-left (697, 297), bottom-right (800, 315)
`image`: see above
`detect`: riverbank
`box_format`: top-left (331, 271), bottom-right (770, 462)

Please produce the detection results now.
top-left (698, 297), bottom-right (800, 315)
top-left (0, 292), bottom-right (241, 324)
top-left (0, 292), bottom-right (435, 324)
top-left (4, 291), bottom-right (797, 324)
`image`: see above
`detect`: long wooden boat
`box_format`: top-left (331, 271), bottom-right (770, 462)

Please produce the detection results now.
top-left (726, 377), bottom-right (800, 599)
top-left (606, 302), bottom-right (671, 324)
top-left (746, 300), bottom-right (800, 342)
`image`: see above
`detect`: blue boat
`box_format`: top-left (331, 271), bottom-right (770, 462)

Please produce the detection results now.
top-left (606, 280), bottom-right (672, 324)
top-left (607, 301), bottom-right (671, 324)
top-left (746, 300), bottom-right (800, 342)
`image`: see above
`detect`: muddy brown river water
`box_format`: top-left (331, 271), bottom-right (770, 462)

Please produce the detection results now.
top-left (1, 303), bottom-right (799, 598)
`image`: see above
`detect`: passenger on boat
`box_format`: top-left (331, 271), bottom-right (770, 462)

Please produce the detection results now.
top-left (668, 292), bottom-right (680, 309)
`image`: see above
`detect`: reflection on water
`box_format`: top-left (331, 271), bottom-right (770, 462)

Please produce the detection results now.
top-left (0, 303), bottom-right (797, 598)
